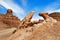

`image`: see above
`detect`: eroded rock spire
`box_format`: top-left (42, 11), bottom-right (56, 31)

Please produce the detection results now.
top-left (18, 11), bottom-right (34, 28)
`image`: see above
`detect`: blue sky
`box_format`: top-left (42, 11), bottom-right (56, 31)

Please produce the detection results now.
top-left (0, 0), bottom-right (60, 20)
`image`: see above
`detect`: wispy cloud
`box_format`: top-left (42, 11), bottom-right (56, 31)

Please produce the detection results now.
top-left (45, 9), bottom-right (60, 13)
top-left (44, 1), bottom-right (60, 13)
top-left (31, 16), bottom-right (43, 21)
top-left (0, 0), bottom-right (25, 19)
top-left (21, 0), bottom-right (27, 7)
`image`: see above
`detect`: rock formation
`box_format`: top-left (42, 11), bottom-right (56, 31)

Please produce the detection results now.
top-left (49, 12), bottom-right (60, 21)
top-left (0, 10), bottom-right (60, 40)
top-left (18, 11), bottom-right (34, 28)
top-left (22, 11), bottom-right (34, 22)
top-left (24, 21), bottom-right (60, 40)
top-left (0, 9), bottom-right (20, 27)
top-left (6, 12), bottom-right (59, 40)
top-left (39, 12), bottom-right (48, 19)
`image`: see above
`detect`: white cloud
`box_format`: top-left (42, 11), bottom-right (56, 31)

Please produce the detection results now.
top-left (21, 0), bottom-right (27, 7)
top-left (44, 2), bottom-right (60, 13)
top-left (31, 17), bottom-right (44, 21)
top-left (0, 0), bottom-right (25, 19)
top-left (46, 9), bottom-right (60, 14)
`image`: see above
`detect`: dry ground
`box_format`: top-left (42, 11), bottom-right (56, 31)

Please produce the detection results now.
top-left (0, 21), bottom-right (60, 40)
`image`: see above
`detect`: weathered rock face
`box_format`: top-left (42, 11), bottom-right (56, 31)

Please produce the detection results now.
top-left (22, 11), bottom-right (34, 23)
top-left (7, 20), bottom-right (60, 40)
top-left (3, 15), bottom-right (20, 27)
top-left (49, 12), bottom-right (60, 21)
top-left (0, 22), bottom-right (11, 29)
top-left (0, 11), bottom-right (60, 40)
top-left (6, 12), bottom-right (60, 40)
top-left (0, 9), bottom-right (20, 27)
top-left (18, 11), bottom-right (34, 28)
top-left (24, 21), bottom-right (60, 40)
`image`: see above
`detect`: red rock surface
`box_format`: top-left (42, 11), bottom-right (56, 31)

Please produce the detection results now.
top-left (0, 12), bottom-right (20, 27)
top-left (0, 11), bottom-right (60, 40)
top-left (49, 12), bottom-right (60, 21)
